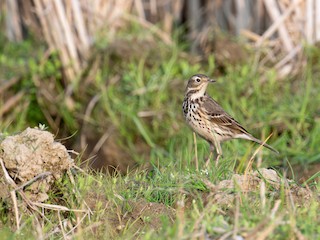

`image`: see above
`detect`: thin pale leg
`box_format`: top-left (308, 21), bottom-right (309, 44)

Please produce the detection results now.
top-left (205, 145), bottom-right (214, 167)
top-left (213, 140), bottom-right (222, 167)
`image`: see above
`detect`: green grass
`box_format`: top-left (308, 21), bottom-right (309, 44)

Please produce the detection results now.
top-left (2, 164), bottom-right (318, 239)
top-left (0, 26), bottom-right (319, 239)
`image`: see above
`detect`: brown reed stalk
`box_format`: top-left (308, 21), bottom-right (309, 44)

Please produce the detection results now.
top-left (3, 0), bottom-right (319, 81)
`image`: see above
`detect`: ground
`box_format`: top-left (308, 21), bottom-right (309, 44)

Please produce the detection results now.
top-left (0, 127), bottom-right (318, 239)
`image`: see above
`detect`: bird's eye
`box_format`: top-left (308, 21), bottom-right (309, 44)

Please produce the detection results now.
top-left (195, 77), bottom-right (201, 82)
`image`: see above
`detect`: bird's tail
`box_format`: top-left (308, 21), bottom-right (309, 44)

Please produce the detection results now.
top-left (237, 134), bottom-right (279, 154)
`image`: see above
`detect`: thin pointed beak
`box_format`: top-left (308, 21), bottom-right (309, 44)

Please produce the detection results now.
top-left (208, 79), bottom-right (216, 83)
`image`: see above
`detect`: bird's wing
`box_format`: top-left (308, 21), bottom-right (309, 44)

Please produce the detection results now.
top-left (200, 95), bottom-right (279, 153)
top-left (201, 95), bottom-right (249, 134)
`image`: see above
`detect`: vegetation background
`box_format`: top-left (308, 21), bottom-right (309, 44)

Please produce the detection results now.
top-left (0, 0), bottom-right (319, 239)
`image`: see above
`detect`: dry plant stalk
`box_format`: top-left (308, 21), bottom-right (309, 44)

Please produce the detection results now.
top-left (6, 0), bottom-right (135, 82)
top-left (3, 0), bottom-right (320, 80)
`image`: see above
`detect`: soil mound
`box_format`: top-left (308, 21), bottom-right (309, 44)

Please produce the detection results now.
top-left (0, 127), bottom-right (73, 202)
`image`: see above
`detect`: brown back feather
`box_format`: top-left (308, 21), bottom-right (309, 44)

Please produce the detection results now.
top-left (201, 95), bottom-right (249, 135)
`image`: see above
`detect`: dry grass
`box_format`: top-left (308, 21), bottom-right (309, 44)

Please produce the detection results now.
top-left (2, 0), bottom-right (318, 82)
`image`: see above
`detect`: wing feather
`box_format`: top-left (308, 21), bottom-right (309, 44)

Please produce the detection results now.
top-left (201, 95), bottom-right (249, 134)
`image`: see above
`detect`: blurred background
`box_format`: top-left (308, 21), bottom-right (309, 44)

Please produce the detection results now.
top-left (1, 0), bottom-right (320, 181)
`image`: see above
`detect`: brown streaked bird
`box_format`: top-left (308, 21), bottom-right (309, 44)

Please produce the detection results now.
top-left (182, 74), bottom-right (278, 166)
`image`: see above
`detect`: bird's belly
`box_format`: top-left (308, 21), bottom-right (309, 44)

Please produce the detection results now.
top-left (185, 110), bottom-right (224, 143)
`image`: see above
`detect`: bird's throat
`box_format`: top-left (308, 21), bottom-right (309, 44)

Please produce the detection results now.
top-left (189, 87), bottom-right (207, 100)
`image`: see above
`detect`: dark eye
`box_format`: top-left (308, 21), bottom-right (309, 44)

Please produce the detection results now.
top-left (195, 77), bottom-right (201, 82)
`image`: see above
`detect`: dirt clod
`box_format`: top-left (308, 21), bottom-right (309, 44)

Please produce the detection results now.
top-left (206, 168), bottom-right (313, 207)
top-left (0, 127), bottom-right (73, 201)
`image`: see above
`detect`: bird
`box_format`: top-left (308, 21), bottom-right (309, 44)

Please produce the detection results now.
top-left (182, 74), bottom-right (278, 167)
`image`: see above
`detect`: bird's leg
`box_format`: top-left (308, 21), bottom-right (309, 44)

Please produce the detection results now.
top-left (205, 144), bottom-right (215, 167)
top-left (213, 140), bottom-right (222, 167)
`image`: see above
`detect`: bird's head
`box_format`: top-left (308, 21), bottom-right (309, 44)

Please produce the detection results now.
top-left (185, 74), bottom-right (216, 99)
